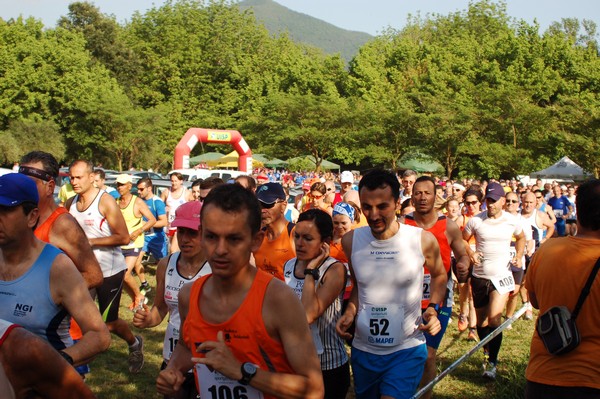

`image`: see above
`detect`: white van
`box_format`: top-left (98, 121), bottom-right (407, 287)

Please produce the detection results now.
top-left (168, 169), bottom-right (247, 182)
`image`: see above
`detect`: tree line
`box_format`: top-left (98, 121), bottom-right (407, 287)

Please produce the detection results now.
top-left (1, 0), bottom-right (598, 178)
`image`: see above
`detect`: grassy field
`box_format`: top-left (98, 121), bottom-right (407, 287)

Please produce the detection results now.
top-left (86, 267), bottom-right (536, 398)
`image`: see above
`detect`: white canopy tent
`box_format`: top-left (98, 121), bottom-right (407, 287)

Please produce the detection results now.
top-left (529, 156), bottom-right (592, 181)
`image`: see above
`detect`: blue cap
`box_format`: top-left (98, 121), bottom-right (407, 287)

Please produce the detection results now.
top-left (256, 182), bottom-right (285, 204)
top-left (485, 182), bottom-right (506, 201)
top-left (0, 173), bottom-right (39, 206)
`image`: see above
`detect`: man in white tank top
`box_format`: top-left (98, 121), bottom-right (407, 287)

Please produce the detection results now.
top-left (463, 182), bottom-right (526, 380)
top-left (67, 160), bottom-right (146, 373)
top-left (335, 169), bottom-right (447, 399)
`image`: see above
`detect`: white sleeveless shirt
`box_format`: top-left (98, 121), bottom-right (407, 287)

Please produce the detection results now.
top-left (162, 252), bottom-right (211, 361)
top-left (69, 190), bottom-right (126, 277)
top-left (351, 224), bottom-right (426, 355)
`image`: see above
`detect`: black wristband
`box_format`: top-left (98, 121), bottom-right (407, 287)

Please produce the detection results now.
top-left (59, 350), bottom-right (74, 365)
top-left (303, 268), bottom-right (320, 280)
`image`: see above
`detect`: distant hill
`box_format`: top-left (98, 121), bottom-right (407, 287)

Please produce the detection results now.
top-left (238, 0), bottom-right (373, 63)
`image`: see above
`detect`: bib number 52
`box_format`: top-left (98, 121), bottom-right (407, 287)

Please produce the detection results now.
top-left (369, 318), bottom-right (390, 336)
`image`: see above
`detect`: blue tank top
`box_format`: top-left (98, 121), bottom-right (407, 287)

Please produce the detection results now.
top-left (0, 244), bottom-right (72, 350)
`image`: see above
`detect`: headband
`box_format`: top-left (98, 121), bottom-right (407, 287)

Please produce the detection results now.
top-left (333, 202), bottom-right (355, 221)
top-left (19, 166), bottom-right (54, 182)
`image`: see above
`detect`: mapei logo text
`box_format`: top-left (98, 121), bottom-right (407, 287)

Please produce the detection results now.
top-left (13, 303), bottom-right (33, 317)
top-left (370, 251), bottom-right (400, 255)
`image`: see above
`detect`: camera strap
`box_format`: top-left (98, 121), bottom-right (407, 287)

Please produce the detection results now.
top-left (571, 257), bottom-right (600, 320)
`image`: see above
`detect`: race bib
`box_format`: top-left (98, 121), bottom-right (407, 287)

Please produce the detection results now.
top-left (162, 323), bottom-right (179, 361)
top-left (508, 247), bottom-right (517, 261)
top-left (422, 274), bottom-right (431, 301)
top-left (356, 304), bottom-right (403, 347)
top-left (490, 273), bottom-right (515, 295)
top-left (554, 209), bottom-right (563, 218)
top-left (196, 364), bottom-right (263, 399)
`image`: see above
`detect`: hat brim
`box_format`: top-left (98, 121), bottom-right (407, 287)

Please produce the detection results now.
top-left (485, 194), bottom-right (504, 201)
top-left (171, 219), bottom-right (200, 230)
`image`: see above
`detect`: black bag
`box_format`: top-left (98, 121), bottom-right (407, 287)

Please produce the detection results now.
top-left (536, 257), bottom-right (600, 356)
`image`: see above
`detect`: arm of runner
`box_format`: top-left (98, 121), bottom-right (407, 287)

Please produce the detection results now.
top-left (546, 204), bottom-right (557, 224)
top-left (301, 243), bottom-right (346, 324)
top-left (157, 282), bottom-right (194, 396)
top-left (446, 219), bottom-right (470, 283)
top-left (153, 199), bottom-right (168, 229)
top-left (195, 280), bottom-right (325, 399)
top-left (540, 212), bottom-right (555, 242)
top-left (513, 230), bottom-right (526, 269)
top-left (90, 193), bottom-right (130, 247)
top-left (462, 228), bottom-right (481, 265)
top-left (336, 231), bottom-right (356, 339)
top-left (129, 198), bottom-right (157, 243)
top-left (133, 258), bottom-right (169, 328)
top-left (419, 230), bottom-right (445, 336)
top-left (4, 326), bottom-right (96, 399)
top-left (49, 213), bottom-right (103, 288)
top-left (50, 254), bottom-right (111, 365)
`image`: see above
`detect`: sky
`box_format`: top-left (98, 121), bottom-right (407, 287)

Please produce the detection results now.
top-left (0, 0), bottom-right (598, 36)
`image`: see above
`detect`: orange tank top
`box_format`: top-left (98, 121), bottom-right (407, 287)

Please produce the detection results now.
top-left (183, 271), bottom-right (294, 398)
top-left (253, 224), bottom-right (295, 281)
top-left (34, 207), bottom-right (83, 340)
top-left (34, 207), bottom-right (68, 242)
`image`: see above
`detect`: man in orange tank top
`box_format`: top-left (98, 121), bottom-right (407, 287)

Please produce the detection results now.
top-left (402, 176), bottom-right (470, 399)
top-left (252, 183), bottom-right (296, 280)
top-left (20, 152), bottom-right (102, 289)
top-left (157, 184), bottom-right (324, 399)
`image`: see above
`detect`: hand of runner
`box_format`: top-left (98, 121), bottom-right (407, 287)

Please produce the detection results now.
top-left (192, 331), bottom-right (242, 381)
top-left (470, 251), bottom-right (484, 266)
top-left (156, 368), bottom-right (185, 396)
top-left (306, 243), bottom-right (330, 271)
top-left (132, 303), bottom-right (150, 328)
top-left (419, 309), bottom-right (441, 336)
top-left (336, 312), bottom-right (355, 340)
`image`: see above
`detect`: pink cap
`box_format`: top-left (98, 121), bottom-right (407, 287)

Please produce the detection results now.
top-left (171, 201), bottom-right (202, 230)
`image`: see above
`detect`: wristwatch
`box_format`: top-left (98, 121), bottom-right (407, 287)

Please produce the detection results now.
top-left (239, 362), bottom-right (258, 385)
top-left (303, 268), bottom-right (320, 280)
top-left (427, 303), bottom-right (440, 315)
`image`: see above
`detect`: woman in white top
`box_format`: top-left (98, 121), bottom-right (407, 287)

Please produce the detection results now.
top-left (133, 201), bottom-right (210, 399)
top-left (283, 209), bottom-right (349, 399)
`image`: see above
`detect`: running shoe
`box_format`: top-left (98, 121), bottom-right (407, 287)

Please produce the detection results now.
top-left (458, 314), bottom-right (468, 332)
top-left (139, 281), bottom-right (151, 294)
top-left (128, 295), bottom-right (148, 312)
top-left (524, 302), bottom-right (533, 320)
top-left (482, 362), bottom-right (497, 380)
top-left (128, 335), bottom-right (144, 373)
top-left (467, 328), bottom-right (478, 341)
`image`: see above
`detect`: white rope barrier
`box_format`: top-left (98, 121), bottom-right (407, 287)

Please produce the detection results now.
top-left (412, 304), bottom-right (529, 399)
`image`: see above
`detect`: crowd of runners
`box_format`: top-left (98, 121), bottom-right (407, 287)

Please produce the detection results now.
top-left (0, 150), bottom-right (599, 399)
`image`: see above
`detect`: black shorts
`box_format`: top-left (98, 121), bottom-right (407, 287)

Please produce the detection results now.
top-left (511, 266), bottom-right (524, 285)
top-left (96, 270), bottom-right (125, 323)
top-left (470, 276), bottom-right (496, 308)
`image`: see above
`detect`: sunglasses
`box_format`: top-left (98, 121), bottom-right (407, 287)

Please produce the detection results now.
top-left (535, 196), bottom-right (543, 199)
top-left (311, 194), bottom-right (324, 199)
top-left (506, 199), bottom-right (519, 204)
top-left (453, 189), bottom-right (463, 192)
top-left (259, 200), bottom-right (283, 209)
top-left (326, 188), bottom-right (333, 192)
top-left (465, 201), bottom-right (478, 206)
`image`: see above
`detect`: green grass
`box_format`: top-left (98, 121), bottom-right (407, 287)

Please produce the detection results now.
top-left (86, 268), bottom-right (536, 399)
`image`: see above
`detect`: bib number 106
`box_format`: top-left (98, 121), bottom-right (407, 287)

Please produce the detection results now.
top-left (207, 385), bottom-right (248, 399)
top-left (369, 318), bottom-right (390, 336)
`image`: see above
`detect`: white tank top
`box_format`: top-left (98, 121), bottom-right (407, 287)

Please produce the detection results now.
top-left (521, 210), bottom-right (543, 247)
top-left (162, 252), bottom-right (211, 361)
top-left (165, 188), bottom-right (188, 228)
top-left (351, 224), bottom-right (426, 355)
top-left (283, 257), bottom-right (348, 370)
top-left (69, 190), bottom-right (126, 277)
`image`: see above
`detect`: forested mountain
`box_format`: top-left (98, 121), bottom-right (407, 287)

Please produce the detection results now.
top-left (0, 0), bottom-right (598, 177)
top-left (238, 0), bottom-right (373, 63)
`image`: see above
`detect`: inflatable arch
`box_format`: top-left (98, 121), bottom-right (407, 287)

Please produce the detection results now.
top-left (174, 128), bottom-right (252, 172)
